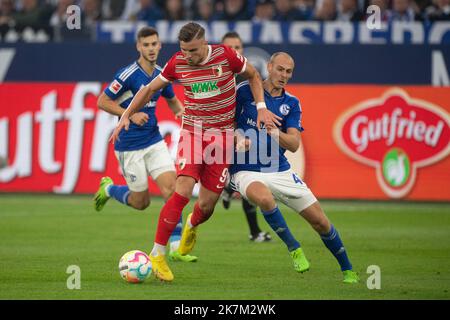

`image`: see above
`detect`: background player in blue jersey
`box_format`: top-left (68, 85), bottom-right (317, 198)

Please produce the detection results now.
top-left (94, 27), bottom-right (197, 263)
top-left (230, 52), bottom-right (359, 284)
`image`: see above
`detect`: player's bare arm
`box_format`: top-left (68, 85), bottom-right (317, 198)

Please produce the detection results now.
top-left (165, 96), bottom-right (184, 119)
top-left (98, 93), bottom-right (149, 126)
top-left (234, 128), bottom-right (251, 152)
top-left (267, 127), bottom-right (301, 152)
top-left (240, 63), bottom-right (282, 130)
top-left (110, 76), bottom-right (167, 143)
top-left (98, 92), bottom-right (126, 116)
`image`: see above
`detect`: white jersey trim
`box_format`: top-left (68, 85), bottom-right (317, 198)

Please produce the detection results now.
top-left (199, 45), bottom-right (212, 66)
top-left (236, 80), bottom-right (249, 91)
top-left (238, 58), bottom-right (247, 74)
top-left (119, 63), bottom-right (138, 81)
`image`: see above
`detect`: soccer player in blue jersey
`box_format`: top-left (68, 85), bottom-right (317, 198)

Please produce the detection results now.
top-left (230, 52), bottom-right (359, 284)
top-left (221, 31), bottom-right (272, 243)
top-left (94, 27), bottom-right (197, 263)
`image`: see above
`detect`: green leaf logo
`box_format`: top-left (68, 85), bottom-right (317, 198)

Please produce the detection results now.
top-left (382, 148), bottom-right (410, 187)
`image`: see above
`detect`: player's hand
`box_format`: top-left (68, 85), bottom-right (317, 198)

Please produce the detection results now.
top-left (109, 116), bottom-right (130, 144)
top-left (235, 136), bottom-right (251, 152)
top-left (130, 112), bottom-right (149, 126)
top-left (234, 130), bottom-right (251, 152)
top-left (174, 105), bottom-right (185, 119)
top-left (257, 108), bottom-right (282, 130)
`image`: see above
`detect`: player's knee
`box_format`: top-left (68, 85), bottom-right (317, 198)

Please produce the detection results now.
top-left (311, 218), bottom-right (330, 234)
top-left (160, 184), bottom-right (175, 201)
top-left (175, 177), bottom-right (195, 198)
top-left (256, 194), bottom-right (276, 212)
top-left (133, 197), bottom-right (150, 211)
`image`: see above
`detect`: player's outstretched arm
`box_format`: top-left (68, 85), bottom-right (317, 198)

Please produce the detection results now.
top-left (98, 93), bottom-right (149, 126)
top-left (110, 76), bottom-right (167, 143)
top-left (240, 63), bottom-right (281, 130)
top-left (165, 96), bottom-right (184, 119)
top-left (98, 92), bottom-right (127, 116)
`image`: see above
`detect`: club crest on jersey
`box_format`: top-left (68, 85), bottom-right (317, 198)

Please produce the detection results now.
top-left (109, 80), bottom-right (122, 94)
top-left (178, 158), bottom-right (187, 171)
top-left (279, 104), bottom-right (290, 115)
top-left (212, 65), bottom-right (223, 77)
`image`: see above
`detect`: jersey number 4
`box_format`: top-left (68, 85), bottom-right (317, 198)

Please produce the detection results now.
top-left (292, 173), bottom-right (303, 185)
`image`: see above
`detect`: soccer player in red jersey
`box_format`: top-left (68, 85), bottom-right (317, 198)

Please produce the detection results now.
top-left (110, 22), bottom-right (281, 281)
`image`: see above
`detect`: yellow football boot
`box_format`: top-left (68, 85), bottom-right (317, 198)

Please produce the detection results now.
top-left (179, 213), bottom-right (198, 255)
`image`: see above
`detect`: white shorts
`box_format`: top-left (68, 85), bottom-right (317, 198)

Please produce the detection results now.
top-left (115, 140), bottom-right (176, 192)
top-left (231, 169), bottom-right (318, 213)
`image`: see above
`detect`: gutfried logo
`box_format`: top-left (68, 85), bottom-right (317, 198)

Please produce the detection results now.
top-left (334, 88), bottom-right (450, 198)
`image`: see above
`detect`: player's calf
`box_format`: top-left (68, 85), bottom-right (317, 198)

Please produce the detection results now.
top-left (190, 186), bottom-right (221, 226)
top-left (300, 202), bottom-right (331, 234)
top-left (154, 170), bottom-right (177, 201)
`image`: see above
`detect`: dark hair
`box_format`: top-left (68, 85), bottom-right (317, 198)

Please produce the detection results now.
top-left (221, 31), bottom-right (242, 43)
top-left (178, 22), bottom-right (205, 42)
top-left (137, 27), bottom-right (158, 41)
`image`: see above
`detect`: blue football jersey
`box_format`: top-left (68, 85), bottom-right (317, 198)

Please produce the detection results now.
top-left (104, 61), bottom-right (175, 152)
top-left (230, 81), bottom-right (304, 174)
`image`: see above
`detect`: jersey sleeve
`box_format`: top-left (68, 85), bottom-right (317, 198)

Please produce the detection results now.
top-left (235, 81), bottom-right (251, 119)
top-left (161, 82), bottom-right (175, 99)
top-left (223, 45), bottom-right (247, 74)
top-left (104, 73), bottom-right (129, 100)
top-left (159, 54), bottom-right (178, 82)
top-left (285, 98), bottom-right (304, 132)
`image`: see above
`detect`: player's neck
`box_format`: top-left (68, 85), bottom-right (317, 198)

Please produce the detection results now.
top-left (263, 79), bottom-right (283, 97)
top-left (138, 57), bottom-right (156, 75)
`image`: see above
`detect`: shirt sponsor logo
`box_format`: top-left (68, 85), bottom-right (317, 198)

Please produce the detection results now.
top-left (334, 88), bottom-right (450, 198)
top-left (190, 81), bottom-right (221, 99)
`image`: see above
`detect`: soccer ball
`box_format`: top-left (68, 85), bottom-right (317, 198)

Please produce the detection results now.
top-left (118, 250), bottom-right (152, 283)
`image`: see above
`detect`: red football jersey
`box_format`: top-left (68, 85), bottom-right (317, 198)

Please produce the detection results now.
top-left (159, 44), bottom-right (247, 132)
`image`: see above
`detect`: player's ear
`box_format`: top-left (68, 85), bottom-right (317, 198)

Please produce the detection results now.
top-left (135, 40), bottom-right (140, 52)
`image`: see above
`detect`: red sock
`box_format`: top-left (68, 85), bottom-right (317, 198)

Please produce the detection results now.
top-left (190, 202), bottom-right (213, 227)
top-left (155, 192), bottom-right (189, 245)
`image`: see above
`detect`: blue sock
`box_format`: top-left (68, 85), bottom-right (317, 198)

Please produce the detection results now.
top-left (262, 206), bottom-right (300, 252)
top-left (107, 185), bottom-right (130, 205)
top-left (169, 216), bottom-right (183, 243)
top-left (320, 224), bottom-right (352, 271)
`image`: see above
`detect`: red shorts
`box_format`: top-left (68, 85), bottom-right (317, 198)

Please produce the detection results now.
top-left (176, 129), bottom-right (234, 194)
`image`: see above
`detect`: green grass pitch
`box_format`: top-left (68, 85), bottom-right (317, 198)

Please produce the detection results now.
top-left (0, 194), bottom-right (449, 300)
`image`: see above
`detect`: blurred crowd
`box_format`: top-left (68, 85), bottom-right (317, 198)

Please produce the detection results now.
top-left (0, 0), bottom-right (449, 31)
